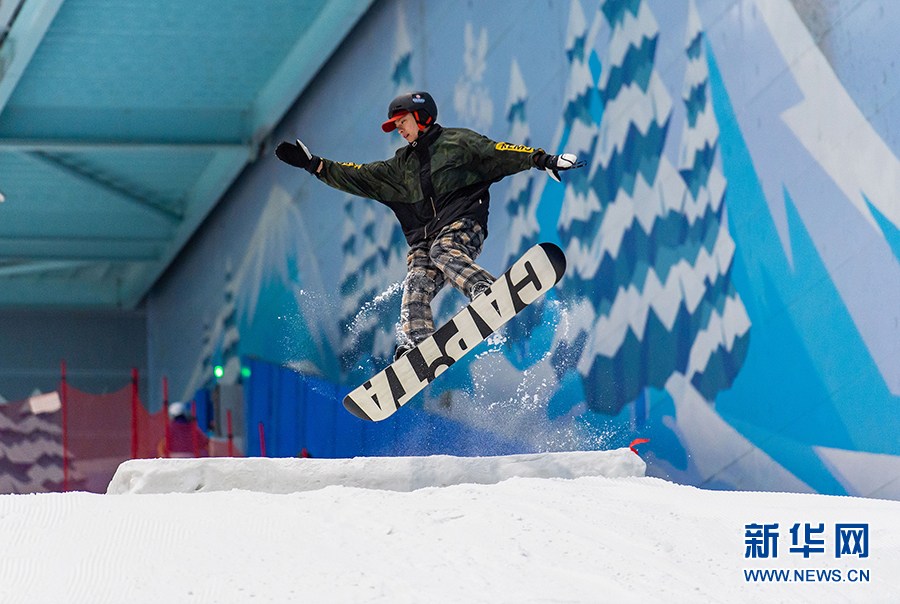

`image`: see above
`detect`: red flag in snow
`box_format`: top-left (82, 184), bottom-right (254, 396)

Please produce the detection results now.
top-left (629, 438), bottom-right (650, 455)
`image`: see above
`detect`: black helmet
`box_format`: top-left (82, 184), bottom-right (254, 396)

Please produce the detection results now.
top-left (381, 91), bottom-right (437, 132)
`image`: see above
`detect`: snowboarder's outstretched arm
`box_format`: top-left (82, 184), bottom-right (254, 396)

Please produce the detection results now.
top-left (275, 139), bottom-right (406, 202)
top-left (460, 130), bottom-right (585, 183)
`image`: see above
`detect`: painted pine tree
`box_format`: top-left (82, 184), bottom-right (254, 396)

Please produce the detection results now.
top-left (338, 198), bottom-right (364, 374)
top-left (549, 0), bottom-right (603, 380)
top-left (198, 320), bottom-right (214, 390)
top-left (338, 4), bottom-right (414, 375)
top-left (338, 200), bottom-right (383, 378)
top-left (675, 0), bottom-right (750, 400)
top-left (552, 0), bottom-right (749, 416)
top-left (220, 260), bottom-right (242, 385)
top-left (501, 58), bottom-right (541, 362)
top-left (373, 1), bottom-right (416, 361)
top-left (0, 400), bottom-right (67, 493)
top-left (354, 201), bottom-right (384, 361)
top-left (556, 0), bottom-right (675, 414)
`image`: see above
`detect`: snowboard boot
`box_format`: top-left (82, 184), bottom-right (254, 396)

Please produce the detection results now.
top-left (469, 281), bottom-right (492, 300)
top-left (394, 343), bottom-right (413, 361)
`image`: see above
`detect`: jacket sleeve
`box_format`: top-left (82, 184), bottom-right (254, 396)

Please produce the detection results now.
top-left (464, 131), bottom-right (542, 182)
top-left (315, 155), bottom-right (408, 203)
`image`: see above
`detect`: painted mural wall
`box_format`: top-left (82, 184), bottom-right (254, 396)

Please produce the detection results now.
top-left (147, 0), bottom-right (900, 499)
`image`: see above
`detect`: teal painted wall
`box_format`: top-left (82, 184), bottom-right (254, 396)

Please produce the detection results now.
top-left (0, 308), bottom-right (147, 403)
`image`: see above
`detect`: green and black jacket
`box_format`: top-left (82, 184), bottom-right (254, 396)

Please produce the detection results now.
top-left (316, 124), bottom-right (541, 246)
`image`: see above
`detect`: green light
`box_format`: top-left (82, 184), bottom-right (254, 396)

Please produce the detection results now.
top-left (241, 366), bottom-right (251, 379)
top-left (214, 365), bottom-right (224, 378)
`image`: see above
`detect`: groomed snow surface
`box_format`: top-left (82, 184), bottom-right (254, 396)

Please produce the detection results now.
top-left (2, 449), bottom-right (898, 603)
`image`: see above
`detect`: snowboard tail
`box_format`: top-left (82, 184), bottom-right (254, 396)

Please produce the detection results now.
top-left (343, 242), bottom-right (566, 421)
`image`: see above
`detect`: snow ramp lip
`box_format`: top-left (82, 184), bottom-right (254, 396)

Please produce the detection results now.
top-left (107, 449), bottom-right (646, 495)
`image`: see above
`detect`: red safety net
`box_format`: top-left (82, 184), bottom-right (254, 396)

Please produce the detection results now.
top-left (0, 363), bottom-right (246, 494)
top-left (61, 379), bottom-right (167, 493)
top-left (135, 398), bottom-right (169, 460)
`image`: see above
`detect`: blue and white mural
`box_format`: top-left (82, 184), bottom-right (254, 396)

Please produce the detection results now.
top-left (148, 0), bottom-right (900, 500)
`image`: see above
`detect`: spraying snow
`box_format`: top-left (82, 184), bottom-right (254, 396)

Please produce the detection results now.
top-left (1, 449), bottom-right (898, 603)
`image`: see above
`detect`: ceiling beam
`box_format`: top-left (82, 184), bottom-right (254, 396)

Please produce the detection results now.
top-left (0, 1), bottom-right (22, 34)
top-left (0, 259), bottom-right (92, 278)
top-left (26, 150), bottom-right (185, 223)
top-left (0, 105), bottom-right (252, 146)
top-left (0, 139), bottom-right (250, 153)
top-left (0, 0), bottom-right (66, 116)
top-left (0, 272), bottom-right (128, 306)
top-left (0, 235), bottom-right (167, 261)
top-left (119, 147), bottom-right (252, 308)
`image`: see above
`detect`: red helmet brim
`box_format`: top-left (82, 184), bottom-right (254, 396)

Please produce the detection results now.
top-left (381, 111), bottom-right (409, 133)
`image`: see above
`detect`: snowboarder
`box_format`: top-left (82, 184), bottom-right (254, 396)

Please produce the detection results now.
top-left (275, 91), bottom-right (583, 360)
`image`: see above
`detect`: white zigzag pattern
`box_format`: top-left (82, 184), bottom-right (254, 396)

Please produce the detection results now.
top-left (558, 185), bottom-right (602, 240)
top-left (600, 0), bottom-right (659, 89)
top-left (563, 159), bottom-right (725, 281)
top-left (343, 203), bottom-right (406, 357)
top-left (687, 293), bottom-right (752, 378)
top-left (565, 56), bottom-right (596, 108)
top-left (566, 118), bottom-right (599, 161)
top-left (339, 200), bottom-right (362, 298)
top-left (0, 437), bottom-right (63, 464)
top-left (340, 203), bottom-right (378, 326)
top-left (684, 0), bottom-right (703, 49)
top-left (592, 72), bottom-right (673, 171)
top-left (682, 53), bottom-right (709, 95)
top-left (503, 59), bottom-right (537, 265)
top-left (0, 463), bottom-right (64, 493)
top-left (506, 175), bottom-right (538, 257)
top-left (0, 412), bottom-right (61, 436)
top-left (577, 215), bottom-right (738, 363)
top-left (565, 0), bottom-right (588, 55)
top-left (678, 104), bottom-right (719, 171)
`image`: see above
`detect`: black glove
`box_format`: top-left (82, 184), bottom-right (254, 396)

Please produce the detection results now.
top-left (275, 139), bottom-right (321, 175)
top-left (534, 152), bottom-right (586, 182)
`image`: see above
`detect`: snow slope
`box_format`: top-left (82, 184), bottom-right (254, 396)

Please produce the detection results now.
top-left (1, 450), bottom-right (898, 603)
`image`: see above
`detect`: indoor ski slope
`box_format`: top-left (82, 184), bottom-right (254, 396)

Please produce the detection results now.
top-left (1, 449), bottom-right (898, 603)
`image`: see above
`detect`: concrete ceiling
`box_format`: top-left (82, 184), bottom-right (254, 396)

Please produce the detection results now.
top-left (0, 0), bottom-right (374, 308)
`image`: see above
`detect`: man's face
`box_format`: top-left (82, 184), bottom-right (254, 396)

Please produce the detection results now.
top-left (395, 113), bottom-right (420, 143)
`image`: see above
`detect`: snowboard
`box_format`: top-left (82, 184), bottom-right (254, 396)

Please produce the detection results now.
top-left (343, 242), bottom-right (566, 421)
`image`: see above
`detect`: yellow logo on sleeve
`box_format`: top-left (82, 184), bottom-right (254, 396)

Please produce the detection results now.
top-left (495, 142), bottom-right (536, 153)
top-left (337, 161), bottom-right (363, 169)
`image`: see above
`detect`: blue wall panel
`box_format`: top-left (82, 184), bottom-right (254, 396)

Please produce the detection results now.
top-left (243, 357), bottom-right (528, 459)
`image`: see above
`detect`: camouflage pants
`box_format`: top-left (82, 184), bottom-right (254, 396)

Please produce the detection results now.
top-left (400, 219), bottom-right (495, 347)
